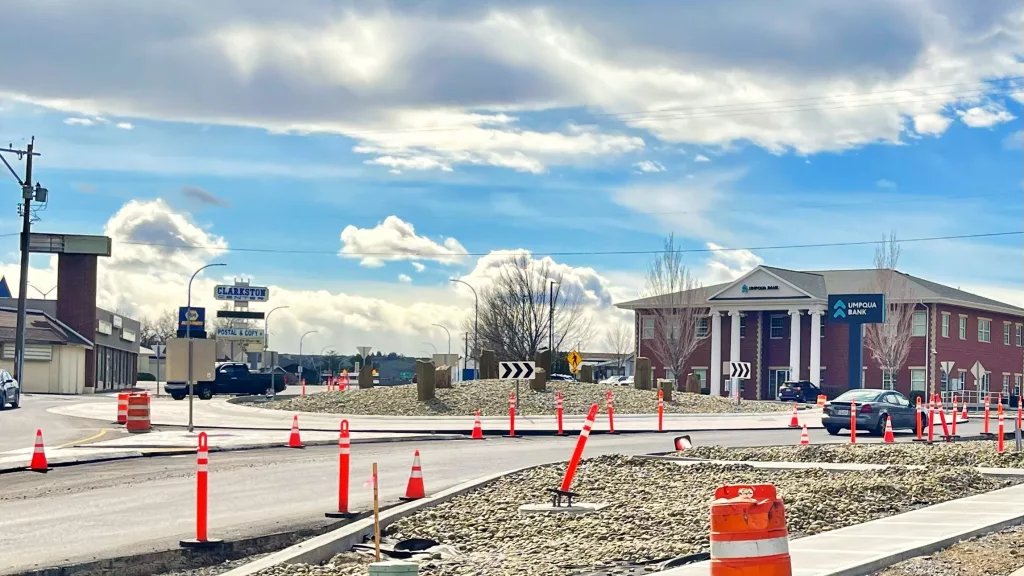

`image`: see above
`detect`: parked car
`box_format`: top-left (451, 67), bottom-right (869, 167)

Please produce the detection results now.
top-left (549, 374), bottom-right (575, 382)
top-left (778, 380), bottom-right (821, 403)
top-left (0, 368), bottom-right (20, 409)
top-left (165, 362), bottom-right (288, 400)
top-left (619, 376), bottom-right (634, 386)
top-left (822, 388), bottom-right (919, 436)
top-left (598, 376), bottom-right (620, 385)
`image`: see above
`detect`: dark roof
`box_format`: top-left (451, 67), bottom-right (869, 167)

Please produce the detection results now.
top-left (0, 306), bottom-right (93, 348)
top-left (616, 266), bottom-right (1024, 316)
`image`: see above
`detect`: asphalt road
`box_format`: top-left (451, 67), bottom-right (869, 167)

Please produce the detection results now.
top-left (0, 393), bottom-right (126, 454)
top-left (0, 426), bottom-right (887, 575)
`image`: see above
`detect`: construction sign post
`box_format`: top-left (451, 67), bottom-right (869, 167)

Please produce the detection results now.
top-left (567, 350), bottom-right (583, 374)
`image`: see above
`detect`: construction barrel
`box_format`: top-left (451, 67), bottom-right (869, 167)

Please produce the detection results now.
top-left (710, 483), bottom-right (792, 576)
top-left (125, 393), bottom-right (151, 433)
top-left (117, 392), bottom-right (129, 424)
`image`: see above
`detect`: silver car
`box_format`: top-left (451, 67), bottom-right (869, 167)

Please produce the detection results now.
top-left (0, 368), bottom-right (20, 410)
top-left (822, 388), bottom-right (919, 436)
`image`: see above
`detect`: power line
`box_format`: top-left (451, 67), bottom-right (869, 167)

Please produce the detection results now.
top-left (108, 230), bottom-right (1022, 258)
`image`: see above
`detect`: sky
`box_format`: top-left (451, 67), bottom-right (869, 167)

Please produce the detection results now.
top-left (0, 0), bottom-right (1021, 357)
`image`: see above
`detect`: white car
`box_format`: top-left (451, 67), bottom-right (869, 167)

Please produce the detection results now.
top-left (598, 376), bottom-right (621, 385)
top-left (0, 368), bottom-right (20, 409)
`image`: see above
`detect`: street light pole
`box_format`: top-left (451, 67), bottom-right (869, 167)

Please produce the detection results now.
top-left (264, 306), bottom-right (289, 398)
top-left (423, 341), bottom-right (437, 356)
top-left (29, 284), bottom-right (55, 299)
top-left (298, 330), bottom-right (318, 388)
top-left (449, 279), bottom-right (478, 376)
top-left (187, 262), bottom-right (226, 433)
top-left (432, 324), bottom-right (451, 355)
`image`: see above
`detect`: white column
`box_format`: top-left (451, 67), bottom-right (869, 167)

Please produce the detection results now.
top-left (710, 310), bottom-right (722, 396)
top-left (809, 308), bottom-right (822, 386)
top-left (729, 311), bottom-right (742, 400)
top-left (789, 309), bottom-right (802, 381)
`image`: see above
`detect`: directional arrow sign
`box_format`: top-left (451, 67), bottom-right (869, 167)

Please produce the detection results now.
top-left (729, 361), bottom-right (751, 380)
top-left (499, 361), bottom-right (535, 380)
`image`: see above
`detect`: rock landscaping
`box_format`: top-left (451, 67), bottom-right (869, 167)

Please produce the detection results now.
top-left (264, 379), bottom-right (790, 416)
top-left (683, 442), bottom-right (1024, 468)
top-left (872, 524), bottom-right (1024, 576)
top-left (256, 456), bottom-right (1010, 576)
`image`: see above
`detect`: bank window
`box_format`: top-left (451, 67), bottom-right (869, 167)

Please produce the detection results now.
top-left (958, 316), bottom-right (967, 340)
top-left (882, 371), bottom-right (896, 390)
top-left (941, 313), bottom-right (949, 338)
top-left (910, 369), bottom-right (926, 392)
top-left (978, 319), bottom-right (991, 343)
top-left (739, 316), bottom-right (746, 338)
top-left (669, 316), bottom-right (681, 340)
top-left (695, 317), bottom-right (709, 338)
top-left (1016, 375), bottom-right (1022, 396)
top-left (958, 370), bottom-right (967, 389)
top-left (1005, 323), bottom-right (1012, 345)
top-left (980, 372), bottom-right (991, 396)
top-left (1003, 374), bottom-right (1011, 391)
top-left (641, 316), bottom-right (654, 339)
top-left (820, 317), bottom-right (825, 338)
top-left (692, 368), bottom-right (707, 391)
top-left (1017, 324), bottom-right (1022, 347)
top-left (912, 311), bottom-right (927, 337)
top-left (769, 316), bottom-right (786, 339)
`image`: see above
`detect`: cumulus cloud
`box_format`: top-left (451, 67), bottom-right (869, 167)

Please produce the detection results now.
top-left (63, 117), bottom-right (94, 126)
top-left (398, 273), bottom-right (412, 283)
top-left (115, 122), bottom-right (133, 130)
top-left (102, 199), bottom-right (228, 274)
top-left (411, 262), bottom-right (426, 272)
top-left (633, 160), bottom-right (666, 173)
top-left (2, 1), bottom-right (1018, 170)
top-left (339, 215), bottom-right (468, 267)
top-left (957, 105), bottom-right (1016, 128)
top-left (693, 154), bottom-right (711, 163)
top-left (702, 243), bottom-right (764, 285)
top-left (1003, 130), bottom-right (1023, 150)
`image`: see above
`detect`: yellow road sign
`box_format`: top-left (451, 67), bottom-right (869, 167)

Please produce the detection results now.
top-left (567, 350), bottom-right (583, 373)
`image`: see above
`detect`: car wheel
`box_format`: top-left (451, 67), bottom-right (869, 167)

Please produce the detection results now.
top-left (198, 386), bottom-right (214, 400)
top-left (10, 390), bottom-right (19, 409)
top-left (874, 415), bottom-right (888, 436)
top-left (825, 425), bottom-right (841, 435)
top-left (0, 390), bottom-right (5, 410)
top-left (171, 392), bottom-right (186, 401)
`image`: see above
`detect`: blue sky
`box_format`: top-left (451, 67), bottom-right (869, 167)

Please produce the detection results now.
top-left (0, 0), bottom-right (1020, 355)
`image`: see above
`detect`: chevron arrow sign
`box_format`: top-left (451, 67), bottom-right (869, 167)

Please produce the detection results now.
top-left (499, 361), bottom-right (536, 379)
top-left (729, 361), bottom-right (751, 380)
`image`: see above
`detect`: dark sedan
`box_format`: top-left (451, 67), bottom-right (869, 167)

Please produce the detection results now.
top-left (822, 388), bottom-right (921, 436)
top-left (778, 380), bottom-right (821, 403)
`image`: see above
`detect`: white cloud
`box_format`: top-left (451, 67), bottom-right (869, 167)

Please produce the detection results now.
top-left (0, 1), bottom-right (1017, 169)
top-left (115, 122), bottom-right (133, 130)
top-left (1003, 130), bottom-right (1023, 150)
top-left (957, 105), bottom-right (1016, 128)
top-left (702, 243), bottom-right (764, 284)
top-left (875, 179), bottom-right (897, 189)
top-left (411, 262), bottom-right (426, 272)
top-left (366, 155), bottom-right (452, 173)
top-left (693, 154), bottom-right (711, 163)
top-left (63, 117), bottom-right (94, 126)
top-left (339, 215), bottom-right (468, 268)
top-left (633, 160), bottom-right (666, 173)
top-left (398, 273), bottom-right (412, 283)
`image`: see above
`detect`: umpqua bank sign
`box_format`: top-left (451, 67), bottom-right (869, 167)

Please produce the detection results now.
top-left (740, 284), bottom-right (779, 294)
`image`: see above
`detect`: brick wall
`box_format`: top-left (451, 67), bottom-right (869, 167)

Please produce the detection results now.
top-left (933, 304), bottom-right (1024, 395)
top-left (56, 254), bottom-right (98, 391)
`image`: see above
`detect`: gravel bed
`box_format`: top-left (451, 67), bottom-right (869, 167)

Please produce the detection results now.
top-left (873, 525), bottom-right (1024, 576)
top-left (256, 456), bottom-right (1010, 576)
top-left (264, 379), bottom-right (790, 416)
top-left (683, 442), bottom-right (1024, 468)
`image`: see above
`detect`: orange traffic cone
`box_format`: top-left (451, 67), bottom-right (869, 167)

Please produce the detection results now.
top-left (471, 411), bottom-right (484, 440)
top-left (883, 417), bottom-right (895, 443)
top-left (961, 403), bottom-right (968, 421)
top-left (788, 404), bottom-right (800, 428)
top-left (674, 435), bottom-right (692, 451)
top-left (400, 450), bottom-right (426, 501)
top-left (799, 424), bottom-right (810, 445)
top-left (29, 429), bottom-right (49, 472)
top-left (287, 415), bottom-right (303, 448)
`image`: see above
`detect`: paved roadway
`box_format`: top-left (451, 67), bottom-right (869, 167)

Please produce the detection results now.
top-left (0, 426), bottom-right (903, 575)
top-left (0, 393), bottom-right (126, 454)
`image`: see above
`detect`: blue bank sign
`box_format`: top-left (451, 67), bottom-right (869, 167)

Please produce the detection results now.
top-left (828, 294), bottom-right (886, 324)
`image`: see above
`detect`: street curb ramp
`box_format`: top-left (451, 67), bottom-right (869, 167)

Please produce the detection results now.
top-left (220, 463), bottom-right (546, 576)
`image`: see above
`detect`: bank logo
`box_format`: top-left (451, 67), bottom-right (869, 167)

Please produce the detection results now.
top-left (741, 284), bottom-right (749, 294)
top-left (833, 299), bottom-right (847, 319)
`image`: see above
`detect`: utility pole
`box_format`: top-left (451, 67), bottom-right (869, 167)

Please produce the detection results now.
top-left (548, 280), bottom-right (555, 356)
top-left (0, 138), bottom-right (44, 382)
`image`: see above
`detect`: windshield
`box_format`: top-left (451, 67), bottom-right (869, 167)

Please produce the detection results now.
top-left (834, 389), bottom-right (883, 402)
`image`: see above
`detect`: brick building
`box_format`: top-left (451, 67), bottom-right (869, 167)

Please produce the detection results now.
top-left (616, 266), bottom-right (1024, 401)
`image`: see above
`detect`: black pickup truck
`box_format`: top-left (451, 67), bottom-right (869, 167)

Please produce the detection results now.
top-left (165, 362), bottom-right (289, 400)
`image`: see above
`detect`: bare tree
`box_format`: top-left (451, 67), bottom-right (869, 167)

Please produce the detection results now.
top-left (602, 322), bottom-right (633, 374)
top-left (139, 309), bottom-right (177, 348)
top-left (642, 234), bottom-right (707, 388)
top-left (863, 232), bottom-right (917, 390)
top-left (469, 254), bottom-right (593, 361)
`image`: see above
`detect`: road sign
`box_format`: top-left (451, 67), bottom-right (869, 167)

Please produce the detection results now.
top-left (971, 361), bottom-right (987, 383)
top-left (178, 307), bottom-right (206, 329)
top-left (214, 285), bottom-right (270, 302)
top-left (216, 310), bottom-right (266, 320)
top-left (152, 344), bottom-right (166, 358)
top-left (567, 350), bottom-right (583, 373)
top-left (729, 361), bottom-right (751, 379)
top-left (357, 346), bottom-right (372, 358)
top-left (940, 361), bottom-right (955, 375)
top-left (499, 361), bottom-right (535, 379)
top-left (215, 327), bottom-right (266, 340)
top-left (827, 294), bottom-right (886, 324)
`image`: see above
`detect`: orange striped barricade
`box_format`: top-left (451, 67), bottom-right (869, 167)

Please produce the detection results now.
top-left (115, 392), bottom-right (129, 424)
top-left (125, 393), bottom-right (151, 433)
top-left (710, 484), bottom-right (792, 576)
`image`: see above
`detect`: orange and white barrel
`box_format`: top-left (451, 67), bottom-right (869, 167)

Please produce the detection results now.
top-left (116, 392), bottom-right (129, 424)
top-left (710, 483), bottom-right (792, 576)
top-left (125, 393), bottom-right (151, 433)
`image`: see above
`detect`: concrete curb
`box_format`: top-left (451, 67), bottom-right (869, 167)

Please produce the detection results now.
top-left (90, 433), bottom-right (468, 452)
top-left (638, 455), bottom-right (1024, 478)
top-left (151, 423), bottom-right (821, 435)
top-left (220, 463), bottom-right (548, 576)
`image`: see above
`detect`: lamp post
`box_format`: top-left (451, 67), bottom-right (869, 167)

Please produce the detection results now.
top-left (29, 284), bottom-right (55, 299)
top-left (298, 330), bottom-right (318, 388)
top-left (265, 305), bottom-right (289, 399)
top-left (449, 279), bottom-right (478, 376)
top-left (319, 345), bottom-right (333, 378)
top-left (423, 341), bottom-right (437, 356)
top-left (432, 324), bottom-right (451, 355)
top-left (187, 262), bottom-right (226, 433)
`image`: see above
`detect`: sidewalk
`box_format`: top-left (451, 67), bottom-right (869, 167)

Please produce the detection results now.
top-left (663, 482), bottom-right (1024, 575)
top-left (49, 394), bottom-right (825, 434)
